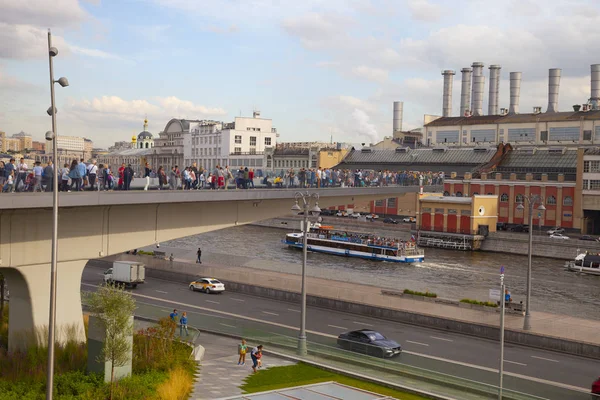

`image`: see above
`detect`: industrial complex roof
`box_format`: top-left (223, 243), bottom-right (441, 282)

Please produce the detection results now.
top-left (338, 147), bottom-right (497, 166)
top-left (425, 110), bottom-right (600, 127)
top-left (498, 148), bottom-right (578, 169)
top-left (221, 382), bottom-right (392, 400)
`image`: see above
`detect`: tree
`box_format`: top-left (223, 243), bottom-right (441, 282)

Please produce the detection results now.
top-left (86, 283), bottom-right (136, 400)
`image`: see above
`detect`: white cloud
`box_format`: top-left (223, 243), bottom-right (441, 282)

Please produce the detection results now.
top-left (0, 0), bottom-right (88, 26)
top-left (352, 109), bottom-right (380, 144)
top-left (407, 0), bottom-right (441, 22)
top-left (129, 24), bottom-right (171, 42)
top-left (334, 95), bottom-right (378, 114)
top-left (70, 45), bottom-right (122, 60)
top-left (351, 66), bottom-right (389, 83)
top-left (0, 23), bottom-right (69, 59)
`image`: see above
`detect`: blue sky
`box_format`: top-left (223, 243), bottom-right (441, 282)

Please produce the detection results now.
top-left (1, 0), bottom-right (600, 147)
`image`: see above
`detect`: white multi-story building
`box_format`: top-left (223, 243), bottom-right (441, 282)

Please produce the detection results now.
top-left (183, 111), bottom-right (278, 171)
top-left (46, 136), bottom-right (85, 153)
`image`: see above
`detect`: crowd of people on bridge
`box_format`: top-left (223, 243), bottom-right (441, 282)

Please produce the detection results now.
top-left (0, 157), bottom-right (443, 193)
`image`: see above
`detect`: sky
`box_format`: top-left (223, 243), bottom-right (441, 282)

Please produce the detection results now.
top-left (1, 0), bottom-right (600, 148)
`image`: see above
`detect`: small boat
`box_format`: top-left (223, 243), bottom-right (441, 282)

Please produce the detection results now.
top-left (283, 225), bottom-right (424, 263)
top-left (565, 253), bottom-right (600, 276)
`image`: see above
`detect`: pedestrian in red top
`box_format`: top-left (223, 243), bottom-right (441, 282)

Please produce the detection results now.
top-left (118, 163), bottom-right (125, 190)
top-left (249, 168), bottom-right (255, 189)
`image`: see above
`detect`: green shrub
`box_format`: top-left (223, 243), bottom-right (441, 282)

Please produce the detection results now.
top-left (460, 298), bottom-right (498, 308)
top-left (403, 289), bottom-right (437, 298)
top-left (136, 250), bottom-right (155, 256)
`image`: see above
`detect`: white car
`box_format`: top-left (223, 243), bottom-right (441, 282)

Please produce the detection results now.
top-left (403, 217), bottom-right (416, 223)
top-left (547, 227), bottom-right (565, 235)
top-left (189, 278), bottom-right (225, 293)
top-left (336, 211), bottom-right (348, 217)
top-left (549, 233), bottom-right (569, 240)
top-left (350, 213), bottom-right (361, 218)
top-left (365, 214), bottom-right (379, 219)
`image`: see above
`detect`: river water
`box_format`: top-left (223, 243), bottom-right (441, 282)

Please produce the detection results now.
top-left (165, 224), bottom-right (600, 320)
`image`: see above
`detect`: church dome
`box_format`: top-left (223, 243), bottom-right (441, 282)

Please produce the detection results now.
top-left (138, 131), bottom-right (153, 140)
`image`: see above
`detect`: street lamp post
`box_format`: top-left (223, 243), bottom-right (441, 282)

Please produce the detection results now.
top-left (46, 29), bottom-right (69, 400)
top-left (291, 192), bottom-right (321, 356)
top-left (516, 195), bottom-right (545, 331)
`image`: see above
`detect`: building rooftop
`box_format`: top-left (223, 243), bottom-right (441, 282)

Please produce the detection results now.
top-left (339, 147), bottom-right (497, 165)
top-left (584, 147), bottom-right (600, 155)
top-left (421, 196), bottom-right (473, 204)
top-left (498, 147), bottom-right (577, 169)
top-left (274, 148), bottom-right (310, 156)
top-left (425, 110), bottom-right (600, 127)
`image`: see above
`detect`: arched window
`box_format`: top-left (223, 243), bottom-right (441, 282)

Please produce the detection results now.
top-left (443, 191), bottom-right (449, 196)
top-left (546, 195), bottom-right (556, 205)
top-left (456, 191), bottom-right (463, 197)
top-left (500, 193), bottom-right (508, 202)
top-left (145, 142), bottom-right (149, 149)
top-left (487, 192), bottom-right (493, 195)
top-left (515, 194), bottom-right (524, 204)
top-left (473, 192), bottom-right (479, 195)
top-left (563, 196), bottom-right (573, 206)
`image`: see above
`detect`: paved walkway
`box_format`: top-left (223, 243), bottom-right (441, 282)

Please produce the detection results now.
top-left (134, 246), bottom-right (600, 347)
top-left (191, 333), bottom-right (295, 400)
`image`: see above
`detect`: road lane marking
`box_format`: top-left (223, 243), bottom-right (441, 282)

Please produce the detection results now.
top-left (327, 325), bottom-right (347, 330)
top-left (156, 290), bottom-right (168, 294)
top-left (205, 300), bottom-right (220, 305)
top-left (406, 340), bottom-right (429, 347)
top-left (430, 336), bottom-right (453, 342)
top-left (161, 309), bottom-right (169, 313)
top-left (80, 283), bottom-right (588, 393)
top-left (288, 308), bottom-right (301, 313)
top-left (531, 356), bottom-right (559, 363)
top-left (220, 323), bottom-right (236, 328)
top-left (230, 298), bottom-right (245, 302)
top-left (262, 311), bottom-right (279, 316)
top-left (505, 360), bottom-right (527, 366)
top-left (353, 321), bottom-right (373, 327)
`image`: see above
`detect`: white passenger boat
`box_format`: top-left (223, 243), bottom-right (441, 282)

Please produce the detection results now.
top-left (565, 253), bottom-right (600, 276)
top-left (283, 225), bottom-right (424, 263)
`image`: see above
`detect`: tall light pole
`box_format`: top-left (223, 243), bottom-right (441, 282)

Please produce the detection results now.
top-left (498, 266), bottom-right (506, 400)
top-left (516, 195), bottom-right (545, 331)
top-left (291, 192), bottom-right (321, 356)
top-left (46, 29), bottom-right (69, 400)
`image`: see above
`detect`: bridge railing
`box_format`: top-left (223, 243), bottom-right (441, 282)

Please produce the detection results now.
top-left (132, 300), bottom-right (591, 400)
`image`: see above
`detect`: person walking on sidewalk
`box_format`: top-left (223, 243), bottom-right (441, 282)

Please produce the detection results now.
top-left (250, 345), bottom-right (263, 373)
top-left (237, 339), bottom-right (247, 365)
top-left (179, 312), bottom-right (189, 337)
top-left (196, 247), bottom-right (202, 264)
top-left (169, 309), bottom-right (178, 322)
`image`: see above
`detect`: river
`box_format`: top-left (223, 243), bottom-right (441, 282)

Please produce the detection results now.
top-left (164, 224), bottom-right (600, 320)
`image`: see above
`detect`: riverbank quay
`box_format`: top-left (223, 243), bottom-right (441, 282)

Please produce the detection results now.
top-left (252, 217), bottom-right (600, 260)
top-left (92, 253), bottom-right (600, 359)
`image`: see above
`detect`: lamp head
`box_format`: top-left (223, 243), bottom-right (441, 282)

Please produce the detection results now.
top-left (537, 204), bottom-right (546, 211)
top-left (310, 202), bottom-right (321, 216)
top-left (45, 131), bottom-right (54, 141)
top-left (516, 203), bottom-right (525, 211)
top-left (47, 106), bottom-right (57, 116)
top-left (56, 77), bottom-right (69, 87)
top-left (49, 47), bottom-right (58, 57)
top-left (291, 202), bottom-right (302, 212)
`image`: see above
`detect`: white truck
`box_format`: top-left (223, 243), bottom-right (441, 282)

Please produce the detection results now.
top-left (103, 261), bottom-right (145, 288)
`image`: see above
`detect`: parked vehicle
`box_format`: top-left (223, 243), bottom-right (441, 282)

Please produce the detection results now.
top-left (383, 218), bottom-right (399, 224)
top-left (350, 213), bottom-right (362, 218)
top-left (337, 329), bottom-right (401, 358)
top-left (189, 277), bottom-right (225, 294)
top-left (365, 214), bottom-right (379, 220)
top-left (336, 211), bottom-right (348, 217)
top-left (402, 217), bottom-right (416, 223)
top-left (549, 233), bottom-right (569, 240)
top-left (510, 224), bottom-right (529, 233)
top-left (592, 376), bottom-right (600, 397)
top-left (578, 235), bottom-right (598, 241)
top-left (547, 227), bottom-right (565, 235)
top-left (104, 261), bottom-right (145, 288)
top-left (320, 209), bottom-right (335, 216)
top-left (496, 222), bottom-right (508, 231)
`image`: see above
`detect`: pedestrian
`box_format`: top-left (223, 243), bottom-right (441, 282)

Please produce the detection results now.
top-left (14, 158), bottom-right (28, 192)
top-left (43, 161), bottom-right (54, 192)
top-left (124, 164), bottom-right (134, 190)
top-left (118, 163), bottom-right (125, 190)
top-left (144, 162), bottom-right (151, 191)
top-left (68, 159), bottom-right (81, 191)
top-left (237, 339), bottom-right (247, 365)
top-left (250, 345), bottom-right (263, 373)
top-left (179, 312), bottom-right (189, 337)
top-left (0, 161), bottom-right (5, 188)
top-left (78, 158), bottom-right (87, 190)
top-left (196, 247), bottom-right (202, 264)
top-left (157, 166), bottom-right (167, 190)
top-left (169, 309), bottom-right (178, 322)
top-left (2, 170), bottom-right (14, 193)
top-left (61, 163), bottom-right (70, 192)
top-left (33, 161), bottom-right (43, 192)
top-left (87, 160), bottom-right (98, 191)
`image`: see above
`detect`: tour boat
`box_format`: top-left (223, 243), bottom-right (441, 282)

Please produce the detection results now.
top-left (565, 253), bottom-right (600, 276)
top-left (283, 225), bottom-right (424, 263)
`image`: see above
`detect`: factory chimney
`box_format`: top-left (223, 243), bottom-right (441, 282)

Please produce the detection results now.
top-left (508, 72), bottom-right (522, 114)
top-left (591, 64), bottom-right (600, 110)
top-left (393, 101), bottom-right (403, 133)
top-left (546, 68), bottom-right (561, 113)
top-left (460, 68), bottom-right (472, 116)
top-left (441, 70), bottom-right (455, 117)
top-left (488, 65), bottom-right (501, 115)
top-left (470, 62), bottom-right (484, 115)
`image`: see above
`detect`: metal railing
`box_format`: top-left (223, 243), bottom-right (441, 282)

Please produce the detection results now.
top-left (132, 300), bottom-right (593, 400)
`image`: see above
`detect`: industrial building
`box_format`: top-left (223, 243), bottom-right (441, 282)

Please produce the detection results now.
top-left (425, 64), bottom-right (600, 146)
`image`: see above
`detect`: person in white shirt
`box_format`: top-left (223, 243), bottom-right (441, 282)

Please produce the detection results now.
top-left (87, 160), bottom-right (98, 191)
top-left (33, 161), bottom-right (44, 192)
top-left (15, 158), bottom-right (28, 192)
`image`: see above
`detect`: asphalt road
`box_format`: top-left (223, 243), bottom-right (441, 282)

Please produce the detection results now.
top-left (82, 264), bottom-right (598, 395)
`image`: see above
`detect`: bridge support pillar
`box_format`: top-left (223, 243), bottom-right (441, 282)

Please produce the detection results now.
top-left (3, 260), bottom-right (87, 351)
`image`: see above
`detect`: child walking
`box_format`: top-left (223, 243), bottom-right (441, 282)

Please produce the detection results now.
top-left (237, 339), bottom-right (247, 365)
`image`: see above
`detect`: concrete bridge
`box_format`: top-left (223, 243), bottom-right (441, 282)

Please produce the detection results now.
top-left (0, 186), bottom-right (439, 350)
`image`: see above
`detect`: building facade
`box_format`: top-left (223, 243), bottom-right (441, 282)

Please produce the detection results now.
top-left (0, 131), bottom-right (33, 152)
top-left (580, 148), bottom-right (600, 233)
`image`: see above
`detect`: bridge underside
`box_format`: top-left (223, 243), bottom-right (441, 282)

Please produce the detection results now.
top-left (0, 189), bottom-right (421, 350)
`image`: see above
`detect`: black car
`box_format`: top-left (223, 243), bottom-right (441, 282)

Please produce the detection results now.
top-left (579, 235), bottom-right (598, 241)
top-left (337, 329), bottom-right (401, 358)
top-left (510, 224), bottom-right (529, 233)
top-left (383, 218), bottom-right (399, 224)
top-left (320, 209), bottom-right (335, 216)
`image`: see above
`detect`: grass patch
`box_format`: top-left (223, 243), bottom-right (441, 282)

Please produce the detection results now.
top-left (403, 289), bottom-right (437, 298)
top-left (155, 366), bottom-right (193, 400)
top-left (459, 298), bottom-right (498, 308)
top-left (241, 362), bottom-right (429, 400)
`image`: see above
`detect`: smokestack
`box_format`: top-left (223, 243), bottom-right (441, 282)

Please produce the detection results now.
top-left (470, 62), bottom-right (484, 114)
top-left (591, 64), bottom-right (600, 110)
top-left (508, 72), bottom-right (522, 114)
top-left (488, 65), bottom-right (501, 115)
top-left (472, 75), bottom-right (485, 116)
top-left (393, 101), bottom-right (403, 132)
top-left (546, 68), bottom-right (561, 113)
top-left (460, 68), bottom-right (472, 116)
top-left (441, 70), bottom-right (455, 117)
